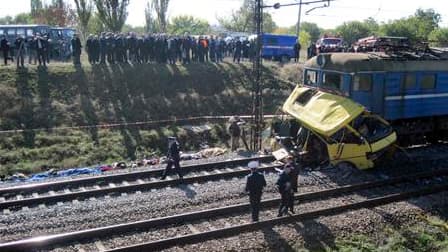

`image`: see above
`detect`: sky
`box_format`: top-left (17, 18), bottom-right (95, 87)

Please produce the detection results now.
top-left (1, 0), bottom-right (448, 29)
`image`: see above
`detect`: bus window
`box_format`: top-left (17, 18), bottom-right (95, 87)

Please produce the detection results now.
top-left (353, 74), bottom-right (372, 91)
top-left (0, 29), bottom-right (3, 35)
top-left (26, 29), bottom-right (34, 37)
top-left (5, 29), bottom-right (13, 36)
top-left (305, 70), bottom-right (317, 85)
top-left (402, 73), bottom-right (416, 89)
top-left (265, 38), bottom-right (278, 45)
top-left (16, 28), bottom-right (25, 36)
top-left (421, 74), bottom-right (435, 89)
top-left (323, 72), bottom-right (342, 89)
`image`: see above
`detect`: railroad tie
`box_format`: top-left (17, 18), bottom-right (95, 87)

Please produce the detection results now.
top-left (122, 181), bottom-right (130, 186)
top-left (94, 240), bottom-right (107, 251)
top-left (94, 185), bottom-right (101, 190)
top-left (3, 209), bottom-right (10, 214)
top-left (108, 183), bottom-right (116, 188)
top-left (0, 197), bottom-right (5, 202)
top-left (32, 193), bottom-right (39, 198)
top-left (187, 224), bottom-right (200, 234)
top-left (64, 189), bottom-right (71, 194)
top-left (137, 179), bottom-right (145, 184)
top-left (38, 204), bottom-right (46, 209)
top-left (49, 191), bottom-right (56, 195)
top-left (16, 195), bottom-right (23, 200)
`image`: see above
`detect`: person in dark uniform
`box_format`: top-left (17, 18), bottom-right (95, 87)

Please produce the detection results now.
top-left (276, 165), bottom-right (294, 216)
top-left (294, 41), bottom-right (301, 62)
top-left (1, 35), bottom-right (10, 65)
top-left (99, 32), bottom-right (107, 64)
top-left (285, 156), bottom-right (299, 193)
top-left (233, 38), bottom-right (242, 63)
top-left (161, 137), bottom-right (183, 180)
top-left (245, 161), bottom-right (267, 222)
top-left (35, 33), bottom-right (46, 67)
top-left (71, 33), bottom-right (82, 65)
top-left (85, 34), bottom-right (94, 64)
top-left (14, 35), bottom-right (26, 68)
top-left (92, 35), bottom-right (100, 63)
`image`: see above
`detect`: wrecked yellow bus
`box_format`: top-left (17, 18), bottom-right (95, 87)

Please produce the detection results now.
top-left (274, 86), bottom-right (397, 169)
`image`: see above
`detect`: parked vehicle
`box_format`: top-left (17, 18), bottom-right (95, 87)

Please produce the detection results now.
top-left (315, 37), bottom-right (344, 53)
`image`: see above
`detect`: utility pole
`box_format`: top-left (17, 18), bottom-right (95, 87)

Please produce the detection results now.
top-left (296, 0), bottom-right (303, 40)
top-left (252, 0), bottom-right (263, 151)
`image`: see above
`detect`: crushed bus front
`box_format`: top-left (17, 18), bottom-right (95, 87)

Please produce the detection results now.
top-left (276, 86), bottom-right (397, 169)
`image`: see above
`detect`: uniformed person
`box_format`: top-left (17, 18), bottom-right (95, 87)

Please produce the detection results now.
top-left (285, 156), bottom-right (299, 193)
top-left (14, 35), bottom-right (26, 68)
top-left (1, 35), bottom-right (10, 65)
top-left (85, 34), bottom-right (94, 64)
top-left (71, 33), bottom-right (82, 65)
top-left (161, 137), bottom-right (183, 180)
top-left (276, 165), bottom-right (294, 216)
top-left (245, 161), bottom-right (267, 222)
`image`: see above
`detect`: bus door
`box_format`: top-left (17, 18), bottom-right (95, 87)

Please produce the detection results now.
top-left (351, 73), bottom-right (374, 111)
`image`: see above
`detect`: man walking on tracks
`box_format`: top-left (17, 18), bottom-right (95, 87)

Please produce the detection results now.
top-left (161, 137), bottom-right (183, 181)
top-left (245, 161), bottom-right (266, 222)
top-left (276, 165), bottom-right (294, 216)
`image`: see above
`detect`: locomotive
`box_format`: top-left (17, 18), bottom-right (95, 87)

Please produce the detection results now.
top-left (302, 44), bottom-right (448, 144)
top-left (274, 38), bottom-right (448, 169)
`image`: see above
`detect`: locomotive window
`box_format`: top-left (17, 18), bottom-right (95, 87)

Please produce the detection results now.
top-left (353, 75), bottom-right (372, 91)
top-left (402, 73), bottom-right (416, 89)
top-left (305, 70), bottom-right (317, 85)
top-left (322, 72), bottom-right (342, 89)
top-left (421, 74), bottom-right (436, 89)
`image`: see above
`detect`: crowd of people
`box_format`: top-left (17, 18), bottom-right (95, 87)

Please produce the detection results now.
top-left (83, 32), bottom-right (259, 65)
top-left (0, 33), bottom-right (72, 68)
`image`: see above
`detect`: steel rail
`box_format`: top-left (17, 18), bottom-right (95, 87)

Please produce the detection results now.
top-left (1, 168), bottom-right (447, 251)
top-left (0, 163), bottom-right (280, 210)
top-left (0, 155), bottom-right (274, 196)
top-left (108, 183), bottom-right (448, 252)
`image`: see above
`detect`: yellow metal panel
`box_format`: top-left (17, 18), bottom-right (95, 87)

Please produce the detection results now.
top-left (327, 143), bottom-right (374, 169)
top-left (282, 86), bottom-right (365, 137)
top-left (370, 132), bottom-right (397, 152)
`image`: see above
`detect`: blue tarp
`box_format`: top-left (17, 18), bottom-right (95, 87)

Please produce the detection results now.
top-left (15, 167), bottom-right (102, 182)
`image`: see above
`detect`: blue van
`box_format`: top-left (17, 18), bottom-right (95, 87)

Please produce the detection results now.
top-left (261, 33), bottom-right (297, 62)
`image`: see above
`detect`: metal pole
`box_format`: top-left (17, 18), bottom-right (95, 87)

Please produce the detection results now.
top-left (296, 0), bottom-right (303, 40)
top-left (252, 0), bottom-right (263, 151)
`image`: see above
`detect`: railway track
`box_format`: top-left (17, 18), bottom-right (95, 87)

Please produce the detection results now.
top-left (1, 168), bottom-right (447, 251)
top-left (0, 155), bottom-right (276, 210)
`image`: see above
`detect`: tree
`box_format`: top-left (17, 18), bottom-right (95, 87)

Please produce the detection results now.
top-left (145, 1), bottom-right (156, 32)
top-left (152, 0), bottom-right (170, 33)
top-left (380, 9), bottom-right (441, 42)
top-left (31, 0), bottom-right (71, 26)
top-left (300, 22), bottom-right (321, 43)
top-left (94, 0), bottom-right (130, 32)
top-left (86, 13), bottom-right (105, 35)
top-left (217, 0), bottom-right (276, 33)
top-left (335, 20), bottom-right (372, 45)
top-left (168, 15), bottom-right (210, 35)
top-left (74, 0), bottom-right (93, 39)
top-left (428, 28), bottom-right (448, 47)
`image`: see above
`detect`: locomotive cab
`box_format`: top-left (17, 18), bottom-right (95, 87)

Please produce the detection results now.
top-left (281, 86), bottom-right (397, 169)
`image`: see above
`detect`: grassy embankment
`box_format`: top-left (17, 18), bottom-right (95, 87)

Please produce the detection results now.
top-left (0, 61), bottom-right (300, 176)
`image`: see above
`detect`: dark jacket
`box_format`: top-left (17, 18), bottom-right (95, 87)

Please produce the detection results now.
top-left (167, 140), bottom-right (180, 161)
top-left (1, 38), bottom-right (9, 51)
top-left (245, 171), bottom-right (266, 196)
top-left (71, 37), bottom-right (82, 55)
top-left (276, 172), bottom-right (291, 194)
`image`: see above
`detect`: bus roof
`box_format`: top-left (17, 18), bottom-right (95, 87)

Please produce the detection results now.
top-left (282, 86), bottom-right (364, 137)
top-left (0, 24), bottom-right (49, 28)
top-left (304, 52), bottom-right (448, 73)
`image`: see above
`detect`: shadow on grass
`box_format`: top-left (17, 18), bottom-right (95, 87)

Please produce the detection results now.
top-left (74, 65), bottom-right (99, 145)
top-left (16, 67), bottom-right (35, 147)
